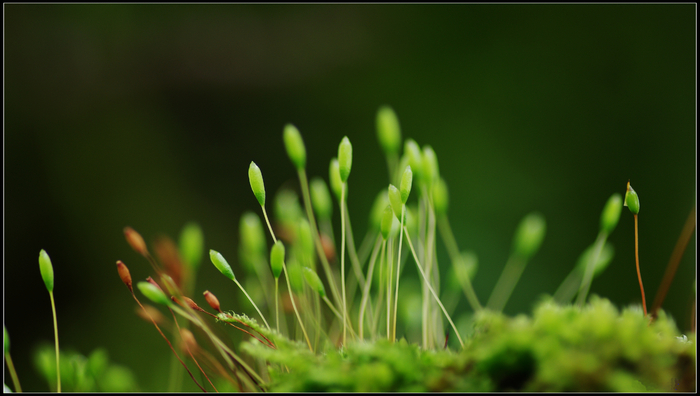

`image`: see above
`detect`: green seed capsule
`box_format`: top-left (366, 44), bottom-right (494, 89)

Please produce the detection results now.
top-left (137, 281), bottom-right (172, 306)
top-left (329, 158), bottom-right (345, 201)
top-left (400, 165), bottom-right (413, 204)
top-left (338, 136), bottom-right (353, 183)
top-left (179, 222), bottom-right (204, 272)
top-left (421, 145), bottom-right (439, 186)
top-left (303, 267), bottom-right (326, 297)
top-left (404, 139), bottom-right (423, 182)
top-left (576, 241), bottom-right (614, 278)
top-left (623, 181), bottom-right (640, 215)
top-left (298, 219), bottom-right (314, 265)
top-left (283, 124), bottom-right (306, 170)
top-left (209, 249), bottom-right (236, 281)
top-left (376, 106), bottom-right (401, 156)
top-left (370, 190), bottom-right (390, 231)
top-left (270, 241), bottom-right (285, 279)
top-left (38, 249), bottom-right (54, 293)
top-left (380, 205), bottom-right (393, 240)
top-left (432, 177), bottom-right (449, 215)
top-left (450, 251), bottom-right (478, 292)
top-left (388, 184), bottom-right (403, 220)
top-left (600, 193), bottom-right (623, 234)
top-left (239, 212), bottom-right (267, 257)
top-left (286, 260), bottom-right (304, 293)
top-left (512, 212), bottom-right (547, 260)
top-left (248, 161), bottom-right (266, 207)
top-left (310, 177), bottom-right (333, 220)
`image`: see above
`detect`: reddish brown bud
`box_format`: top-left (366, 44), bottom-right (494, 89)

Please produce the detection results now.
top-left (183, 296), bottom-right (205, 312)
top-left (136, 304), bottom-right (166, 325)
top-left (146, 276), bottom-right (163, 292)
top-left (179, 328), bottom-right (199, 353)
top-left (124, 226), bottom-right (149, 256)
top-left (154, 236), bottom-right (184, 288)
top-left (203, 290), bottom-right (222, 313)
top-left (116, 260), bottom-right (133, 292)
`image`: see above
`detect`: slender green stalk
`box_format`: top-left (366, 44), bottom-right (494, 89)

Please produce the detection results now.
top-left (343, 201), bottom-right (366, 290)
top-left (403, 226), bottom-right (464, 348)
top-left (5, 352), bottom-right (22, 393)
top-left (234, 279), bottom-right (270, 330)
top-left (322, 295), bottom-right (357, 339)
top-left (48, 291), bottom-right (61, 393)
top-left (386, 239), bottom-right (393, 340)
top-left (359, 236), bottom-right (383, 339)
top-left (275, 278), bottom-right (280, 333)
top-left (422, 190), bottom-right (438, 349)
top-left (486, 255), bottom-right (526, 313)
top-left (341, 182), bottom-right (348, 346)
top-left (392, 205), bottom-right (406, 342)
top-left (576, 231), bottom-right (607, 306)
top-left (297, 169), bottom-right (343, 310)
top-left (437, 215), bottom-right (482, 311)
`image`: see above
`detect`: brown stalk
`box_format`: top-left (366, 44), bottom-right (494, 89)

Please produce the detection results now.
top-left (634, 214), bottom-right (648, 316)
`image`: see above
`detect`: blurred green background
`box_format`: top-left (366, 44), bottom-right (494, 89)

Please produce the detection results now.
top-left (5, 4), bottom-right (695, 392)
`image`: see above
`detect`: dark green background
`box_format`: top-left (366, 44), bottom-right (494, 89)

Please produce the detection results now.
top-left (5, 4), bottom-right (696, 391)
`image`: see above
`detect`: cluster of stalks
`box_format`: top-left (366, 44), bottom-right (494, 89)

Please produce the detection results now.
top-left (98, 107), bottom-right (695, 392)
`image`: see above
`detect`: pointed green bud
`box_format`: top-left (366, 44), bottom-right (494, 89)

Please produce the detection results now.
top-left (376, 106), bottom-right (401, 156)
top-left (137, 281), bottom-right (172, 306)
top-left (400, 165), bottom-right (413, 204)
top-left (179, 222), bottom-right (204, 272)
top-left (298, 219), bottom-right (314, 265)
top-left (338, 136), bottom-right (353, 183)
top-left (512, 212), bottom-right (547, 260)
top-left (388, 184), bottom-right (403, 220)
top-left (381, 205), bottom-right (393, 240)
top-left (4, 325), bottom-right (9, 354)
top-left (600, 193), bottom-right (623, 234)
top-left (283, 124), bottom-right (306, 170)
top-left (450, 251), bottom-right (478, 292)
top-left (404, 139), bottom-right (423, 182)
top-left (287, 260), bottom-right (305, 293)
top-left (39, 249), bottom-right (54, 293)
top-left (303, 267), bottom-right (326, 297)
top-left (432, 177), bottom-right (449, 215)
top-left (248, 161), bottom-right (266, 207)
top-left (576, 241), bottom-right (614, 278)
top-left (370, 190), bottom-right (390, 231)
top-left (329, 158), bottom-right (345, 201)
top-left (623, 181), bottom-right (640, 215)
top-left (270, 241), bottom-right (285, 279)
top-left (274, 190), bottom-right (304, 231)
top-left (209, 249), bottom-right (235, 281)
top-left (422, 145), bottom-right (439, 186)
top-left (310, 177), bottom-right (333, 220)
top-left (239, 212), bottom-right (267, 256)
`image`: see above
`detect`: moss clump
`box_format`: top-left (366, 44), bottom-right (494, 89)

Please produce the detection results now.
top-left (247, 297), bottom-right (694, 392)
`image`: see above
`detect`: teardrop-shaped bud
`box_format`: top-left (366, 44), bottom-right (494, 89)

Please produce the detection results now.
top-left (422, 145), bottom-right (439, 186)
top-left (388, 184), bottom-right (403, 220)
top-left (209, 249), bottom-right (236, 281)
top-left (575, 241), bottom-right (614, 278)
top-left (400, 165), bottom-right (413, 204)
top-left (283, 124), bottom-right (306, 170)
top-left (137, 281), bottom-right (172, 306)
top-left (239, 212), bottom-right (267, 257)
top-left (432, 177), bottom-right (449, 215)
top-left (179, 222), bottom-right (204, 272)
top-left (298, 219), bottom-right (315, 267)
top-left (329, 158), bottom-right (345, 201)
top-left (270, 240), bottom-right (285, 279)
top-left (310, 177), bottom-right (333, 221)
top-left (600, 193), bottom-right (623, 234)
top-left (623, 181), bottom-right (640, 215)
top-left (302, 267), bottom-right (326, 297)
top-left (248, 161), bottom-right (266, 207)
top-left (338, 136), bottom-right (353, 183)
top-left (376, 106), bottom-right (401, 156)
top-left (512, 212), bottom-right (547, 260)
top-left (116, 260), bottom-right (133, 293)
top-left (203, 290), bottom-right (222, 313)
top-left (38, 249), bottom-right (54, 293)
top-left (124, 226), bottom-right (149, 257)
top-left (404, 139), bottom-right (423, 182)
top-left (380, 205), bottom-right (393, 240)
top-left (286, 260), bottom-right (305, 293)
top-left (370, 190), bottom-right (390, 231)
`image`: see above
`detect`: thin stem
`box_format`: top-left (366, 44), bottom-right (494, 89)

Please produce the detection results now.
top-left (234, 279), bottom-right (270, 330)
top-left (634, 214), bottom-right (647, 316)
top-left (169, 310), bottom-right (218, 392)
top-left (322, 295), bottom-right (358, 339)
top-left (386, 239), bottom-right (393, 341)
top-left (282, 263), bottom-right (314, 352)
top-left (261, 206), bottom-right (277, 244)
top-left (486, 255), bottom-right (526, 313)
top-left (275, 278), bottom-right (280, 333)
top-left (392, 205), bottom-right (405, 342)
top-left (651, 205), bottom-right (696, 319)
top-left (403, 226), bottom-right (464, 348)
top-left (343, 201), bottom-right (366, 290)
top-left (437, 215), bottom-right (482, 311)
top-left (576, 231), bottom-right (607, 307)
top-left (359, 236), bottom-right (383, 339)
top-left (422, 190), bottom-right (437, 349)
top-left (552, 267), bottom-right (583, 304)
top-left (49, 291), bottom-right (61, 393)
top-left (5, 352), bottom-right (22, 393)
top-left (341, 182), bottom-right (348, 346)
top-left (297, 169), bottom-right (343, 311)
